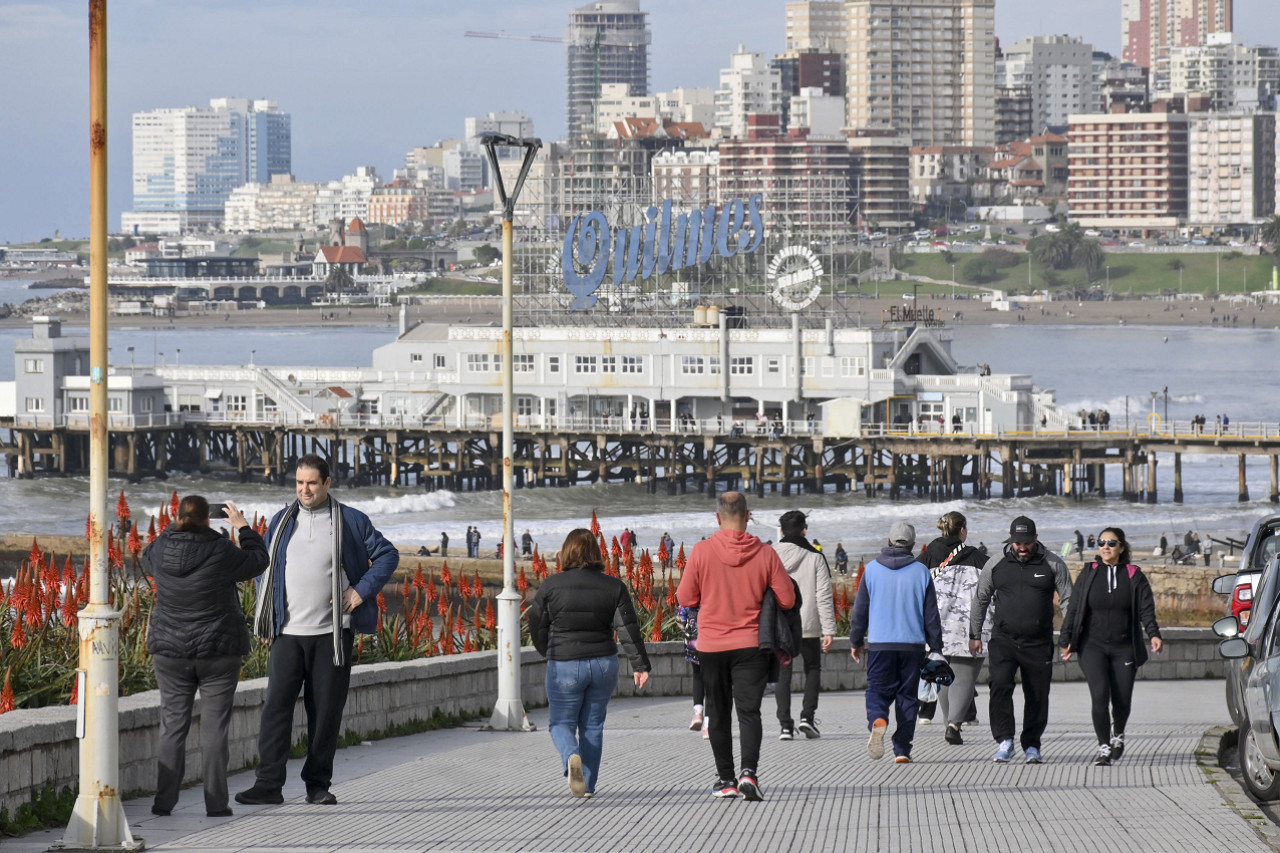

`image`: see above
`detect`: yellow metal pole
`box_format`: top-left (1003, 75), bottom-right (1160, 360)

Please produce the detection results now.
top-left (56, 1), bottom-right (141, 848)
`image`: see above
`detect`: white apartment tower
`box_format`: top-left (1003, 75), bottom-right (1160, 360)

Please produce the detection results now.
top-left (1123, 0), bottom-right (1233, 70)
top-left (125, 97), bottom-right (291, 234)
top-left (715, 46), bottom-right (783, 139)
top-left (785, 1), bottom-right (847, 53)
top-left (845, 0), bottom-right (996, 148)
top-left (1162, 34), bottom-right (1279, 113)
top-left (999, 36), bottom-right (1098, 132)
top-left (565, 0), bottom-right (651, 141)
top-left (1187, 113), bottom-right (1277, 227)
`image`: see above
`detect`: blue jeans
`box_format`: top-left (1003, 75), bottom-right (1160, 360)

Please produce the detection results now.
top-left (546, 656), bottom-right (618, 794)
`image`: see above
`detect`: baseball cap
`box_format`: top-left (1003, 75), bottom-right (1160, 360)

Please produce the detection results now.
top-left (888, 521), bottom-right (916, 548)
top-left (1006, 516), bottom-right (1037, 544)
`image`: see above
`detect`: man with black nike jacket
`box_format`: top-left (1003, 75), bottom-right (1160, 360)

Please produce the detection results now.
top-left (968, 516), bottom-right (1071, 765)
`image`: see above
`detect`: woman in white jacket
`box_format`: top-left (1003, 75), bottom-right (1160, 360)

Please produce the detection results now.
top-left (919, 511), bottom-right (991, 745)
top-left (771, 510), bottom-right (836, 740)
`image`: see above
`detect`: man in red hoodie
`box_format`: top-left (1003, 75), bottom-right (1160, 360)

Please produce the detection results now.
top-left (677, 491), bottom-right (795, 802)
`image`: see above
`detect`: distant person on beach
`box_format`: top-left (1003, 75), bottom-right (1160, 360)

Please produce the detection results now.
top-left (528, 528), bottom-right (650, 798)
top-left (440, 531), bottom-right (448, 558)
top-left (465, 526), bottom-right (475, 558)
top-left (834, 543), bottom-right (849, 576)
top-left (237, 454), bottom-right (398, 807)
top-left (1075, 530), bottom-right (1085, 556)
top-left (771, 510), bottom-right (836, 741)
top-left (145, 495), bottom-right (268, 817)
top-left (969, 516), bottom-right (1072, 765)
top-left (677, 491), bottom-right (794, 801)
top-left (521, 529), bottom-right (533, 557)
top-left (849, 521), bottom-right (943, 764)
top-left (1060, 527), bottom-right (1162, 766)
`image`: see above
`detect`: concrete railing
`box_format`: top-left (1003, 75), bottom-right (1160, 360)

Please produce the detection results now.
top-left (0, 628), bottom-right (1225, 817)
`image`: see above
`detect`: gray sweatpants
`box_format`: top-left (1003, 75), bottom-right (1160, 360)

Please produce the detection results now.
top-left (152, 654), bottom-right (242, 813)
top-left (938, 656), bottom-right (984, 727)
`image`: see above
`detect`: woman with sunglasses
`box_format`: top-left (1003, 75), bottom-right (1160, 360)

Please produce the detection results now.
top-left (1059, 527), bottom-right (1163, 766)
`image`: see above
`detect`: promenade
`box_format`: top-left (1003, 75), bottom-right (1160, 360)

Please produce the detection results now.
top-left (8, 680), bottom-right (1271, 853)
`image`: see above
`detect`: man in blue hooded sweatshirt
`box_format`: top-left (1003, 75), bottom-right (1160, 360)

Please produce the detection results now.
top-left (849, 521), bottom-right (944, 763)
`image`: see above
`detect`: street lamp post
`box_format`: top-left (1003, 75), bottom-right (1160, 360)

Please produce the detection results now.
top-left (479, 131), bottom-right (542, 732)
top-left (127, 345), bottom-right (134, 371)
top-left (950, 262), bottom-right (956, 299)
top-left (56, 1), bottom-right (142, 848)
top-left (1105, 265), bottom-right (1110, 299)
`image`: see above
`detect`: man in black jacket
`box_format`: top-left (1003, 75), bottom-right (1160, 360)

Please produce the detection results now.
top-left (968, 516), bottom-right (1072, 765)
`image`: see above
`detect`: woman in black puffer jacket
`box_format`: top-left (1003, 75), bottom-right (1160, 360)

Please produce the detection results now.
top-left (143, 495), bottom-right (269, 818)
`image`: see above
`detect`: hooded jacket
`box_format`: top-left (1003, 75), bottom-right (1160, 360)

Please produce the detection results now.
top-left (1059, 560), bottom-right (1161, 667)
top-left (848, 546), bottom-right (943, 653)
top-left (677, 528), bottom-right (795, 653)
top-left (969, 541), bottom-right (1072, 645)
top-left (144, 525), bottom-right (269, 658)
top-left (772, 539), bottom-right (836, 638)
top-left (920, 535), bottom-right (991, 657)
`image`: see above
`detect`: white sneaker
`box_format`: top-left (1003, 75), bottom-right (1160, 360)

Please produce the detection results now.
top-left (568, 754), bottom-right (587, 797)
top-left (689, 710), bottom-right (704, 732)
top-left (702, 717), bottom-right (710, 740)
top-left (868, 718), bottom-right (888, 760)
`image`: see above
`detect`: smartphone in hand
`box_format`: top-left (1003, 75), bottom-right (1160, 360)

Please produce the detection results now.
top-left (210, 503), bottom-right (230, 519)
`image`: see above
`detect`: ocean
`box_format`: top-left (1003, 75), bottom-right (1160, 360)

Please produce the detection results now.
top-left (2, 297), bottom-right (1278, 562)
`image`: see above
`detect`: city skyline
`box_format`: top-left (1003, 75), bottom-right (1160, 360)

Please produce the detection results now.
top-left (0, 0), bottom-right (1275, 242)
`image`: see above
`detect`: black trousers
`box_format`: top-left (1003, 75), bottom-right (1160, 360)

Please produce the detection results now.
top-left (152, 654), bottom-right (242, 813)
top-left (700, 648), bottom-right (770, 781)
top-left (1078, 641), bottom-right (1137, 744)
top-left (254, 631), bottom-right (354, 793)
top-left (775, 637), bottom-right (822, 726)
top-left (987, 634), bottom-right (1054, 750)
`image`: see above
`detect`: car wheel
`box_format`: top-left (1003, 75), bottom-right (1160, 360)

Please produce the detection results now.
top-left (1239, 725), bottom-right (1280, 802)
top-left (1227, 677), bottom-right (1245, 727)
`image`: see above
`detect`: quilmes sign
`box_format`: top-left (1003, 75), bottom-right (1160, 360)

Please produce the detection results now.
top-left (561, 195), bottom-right (765, 310)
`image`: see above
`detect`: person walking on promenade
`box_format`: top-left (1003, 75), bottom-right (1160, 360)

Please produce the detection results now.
top-left (1059, 527), bottom-right (1163, 766)
top-left (919, 511), bottom-right (988, 745)
top-left (521, 529), bottom-right (534, 557)
top-left (528, 528), bottom-right (650, 798)
top-left (145, 496), bottom-right (269, 817)
top-left (677, 491), bottom-right (795, 801)
top-left (439, 530), bottom-right (448, 558)
top-left (772, 510), bottom-right (836, 740)
top-left (465, 526), bottom-right (475, 558)
top-left (849, 521), bottom-right (944, 764)
top-left (677, 604), bottom-right (709, 739)
top-left (969, 516), bottom-right (1072, 765)
top-left (472, 528), bottom-right (482, 559)
top-left (237, 454), bottom-right (399, 807)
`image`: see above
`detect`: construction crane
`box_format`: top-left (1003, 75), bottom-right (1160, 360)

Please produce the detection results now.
top-left (464, 31), bottom-right (563, 44)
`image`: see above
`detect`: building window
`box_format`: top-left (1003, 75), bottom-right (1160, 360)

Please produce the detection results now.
top-left (840, 357), bottom-right (866, 377)
top-left (466, 353), bottom-right (490, 372)
top-left (516, 396), bottom-right (534, 416)
top-left (575, 355), bottom-right (598, 374)
top-left (108, 398), bottom-right (123, 412)
top-left (767, 358), bottom-right (781, 374)
top-left (411, 353), bottom-right (423, 363)
top-left (601, 355), bottom-right (617, 373)
top-left (25, 397), bottom-right (45, 413)
top-left (513, 354), bottom-right (534, 373)
top-left (730, 356), bottom-right (755, 375)
top-left (434, 354), bottom-right (447, 369)
top-left (226, 394), bottom-right (248, 412)
top-left (548, 356), bottom-right (561, 373)
top-left (621, 355), bottom-right (642, 374)
top-left (802, 357), bottom-right (815, 376)
top-left (23, 358), bottom-right (44, 374)
top-left (69, 396), bottom-right (88, 412)
top-left (708, 356), bottom-right (721, 375)
top-left (821, 358), bottom-right (834, 378)
top-left (140, 397), bottom-right (154, 413)
top-left (681, 355), bottom-right (705, 375)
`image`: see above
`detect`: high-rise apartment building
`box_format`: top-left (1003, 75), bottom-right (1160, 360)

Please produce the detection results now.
top-left (1162, 34), bottom-right (1279, 113)
top-left (124, 97), bottom-right (291, 234)
top-left (565, 0), bottom-right (651, 141)
top-left (845, 0), bottom-right (996, 148)
top-left (785, 1), bottom-right (847, 53)
top-left (1187, 113), bottom-right (1277, 227)
top-left (998, 36), bottom-right (1097, 132)
top-left (715, 46), bottom-right (783, 139)
top-left (1068, 111), bottom-right (1190, 230)
top-left (1122, 0), bottom-right (1233, 70)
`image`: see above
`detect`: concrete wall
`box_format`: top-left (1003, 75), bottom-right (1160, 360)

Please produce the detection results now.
top-left (0, 628), bottom-right (1223, 817)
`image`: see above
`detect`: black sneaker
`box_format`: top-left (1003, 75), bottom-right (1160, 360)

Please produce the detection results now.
top-left (797, 718), bottom-right (821, 739)
top-left (1110, 733), bottom-right (1125, 761)
top-left (305, 789), bottom-right (338, 805)
top-left (235, 785), bottom-right (284, 805)
top-left (737, 771), bottom-right (763, 802)
top-left (944, 724), bottom-right (963, 745)
top-left (711, 779), bottom-right (739, 799)
top-left (779, 725), bottom-right (795, 741)
top-left (1094, 743), bottom-right (1112, 766)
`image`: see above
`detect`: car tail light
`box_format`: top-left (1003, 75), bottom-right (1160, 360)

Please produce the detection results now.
top-left (1233, 583), bottom-right (1254, 626)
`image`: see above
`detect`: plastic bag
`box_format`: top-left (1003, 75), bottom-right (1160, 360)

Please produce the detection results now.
top-left (918, 679), bottom-right (939, 703)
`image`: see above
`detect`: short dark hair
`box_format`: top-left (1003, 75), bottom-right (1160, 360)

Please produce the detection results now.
top-left (176, 495), bottom-right (210, 532)
top-left (559, 528), bottom-right (604, 571)
top-left (1099, 526), bottom-right (1132, 566)
top-left (779, 510), bottom-right (807, 538)
top-left (296, 453), bottom-right (330, 482)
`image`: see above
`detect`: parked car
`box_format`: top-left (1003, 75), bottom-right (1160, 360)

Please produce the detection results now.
top-left (965, 224), bottom-right (981, 233)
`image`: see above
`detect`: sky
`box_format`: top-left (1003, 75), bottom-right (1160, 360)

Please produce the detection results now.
top-left (0, 0), bottom-right (1275, 244)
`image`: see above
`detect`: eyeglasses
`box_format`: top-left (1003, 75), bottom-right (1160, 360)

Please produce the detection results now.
top-left (1097, 539), bottom-right (1120, 548)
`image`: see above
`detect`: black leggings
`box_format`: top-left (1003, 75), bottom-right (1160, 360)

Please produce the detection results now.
top-left (691, 662), bottom-right (704, 706)
top-left (1078, 641), bottom-right (1137, 744)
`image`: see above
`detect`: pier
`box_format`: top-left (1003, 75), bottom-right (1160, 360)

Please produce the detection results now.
top-left (3, 416), bottom-right (1279, 504)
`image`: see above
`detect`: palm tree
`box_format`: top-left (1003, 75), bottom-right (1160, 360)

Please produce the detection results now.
top-left (1073, 240), bottom-right (1106, 281)
top-left (1032, 234), bottom-right (1074, 270)
top-left (1261, 215), bottom-right (1280, 263)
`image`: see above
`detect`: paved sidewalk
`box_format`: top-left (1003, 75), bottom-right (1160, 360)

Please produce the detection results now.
top-left (10, 680), bottom-right (1268, 853)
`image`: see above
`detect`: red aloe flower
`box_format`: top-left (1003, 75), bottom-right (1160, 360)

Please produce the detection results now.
top-left (24, 570), bottom-right (44, 629)
top-left (590, 510), bottom-right (601, 536)
top-left (69, 676), bottom-right (79, 706)
top-left (649, 603), bottom-right (664, 642)
top-left (472, 601), bottom-right (483, 631)
top-left (658, 538), bottom-right (670, 567)
top-left (437, 587), bottom-right (449, 617)
top-left (376, 593), bottom-right (386, 633)
top-left (413, 565), bottom-right (426, 590)
top-left (146, 518), bottom-right (157, 544)
top-left (0, 669), bottom-right (16, 713)
top-left (158, 508), bottom-right (170, 530)
top-left (440, 562), bottom-right (452, 588)
top-left (28, 538), bottom-right (43, 566)
top-left (127, 524), bottom-right (143, 557)
top-left (463, 632), bottom-right (474, 654)
top-left (554, 553), bottom-right (562, 574)
top-left (676, 545), bottom-right (687, 572)
top-left (485, 596), bottom-right (496, 631)
top-left (458, 574), bottom-right (472, 600)
top-left (517, 566), bottom-right (529, 594)
top-left (61, 558), bottom-right (78, 625)
top-left (426, 575), bottom-right (438, 603)
top-left (170, 490), bottom-right (180, 519)
top-left (666, 578), bottom-right (678, 608)
top-left (11, 618), bottom-right (26, 651)
top-left (472, 571), bottom-right (482, 598)
top-left (116, 490), bottom-right (131, 524)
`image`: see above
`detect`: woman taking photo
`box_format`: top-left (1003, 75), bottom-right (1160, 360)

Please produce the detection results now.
top-left (919, 511), bottom-right (989, 745)
top-left (1059, 527), bottom-right (1163, 766)
top-left (144, 496), bottom-right (269, 817)
top-left (528, 528), bottom-right (651, 798)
